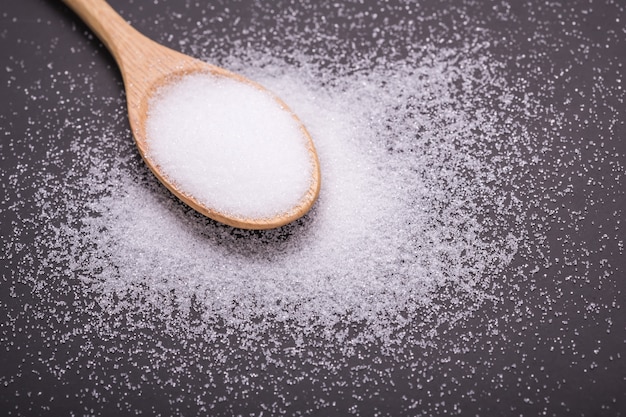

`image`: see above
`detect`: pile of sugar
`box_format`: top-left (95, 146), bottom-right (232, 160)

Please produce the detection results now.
top-left (145, 73), bottom-right (313, 219)
top-left (1, 0), bottom-right (624, 415)
top-left (54, 45), bottom-right (521, 347)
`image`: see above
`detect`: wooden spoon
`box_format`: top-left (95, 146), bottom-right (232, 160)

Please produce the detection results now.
top-left (61, 0), bottom-right (321, 230)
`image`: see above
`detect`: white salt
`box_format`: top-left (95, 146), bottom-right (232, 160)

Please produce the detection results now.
top-left (145, 73), bottom-right (314, 219)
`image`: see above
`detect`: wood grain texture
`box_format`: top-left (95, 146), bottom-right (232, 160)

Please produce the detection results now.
top-left (61, 0), bottom-right (321, 229)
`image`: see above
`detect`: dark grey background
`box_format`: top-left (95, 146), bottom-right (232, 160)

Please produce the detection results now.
top-left (1, 0), bottom-right (624, 416)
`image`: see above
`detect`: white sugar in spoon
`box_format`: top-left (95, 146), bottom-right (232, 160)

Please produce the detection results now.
top-left (61, 0), bottom-right (321, 229)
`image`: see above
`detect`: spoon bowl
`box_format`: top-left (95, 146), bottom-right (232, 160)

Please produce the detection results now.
top-left (61, 0), bottom-right (321, 229)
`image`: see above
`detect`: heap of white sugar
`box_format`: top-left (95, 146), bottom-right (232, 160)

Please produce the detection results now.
top-left (145, 73), bottom-right (313, 219)
top-left (45, 49), bottom-right (523, 343)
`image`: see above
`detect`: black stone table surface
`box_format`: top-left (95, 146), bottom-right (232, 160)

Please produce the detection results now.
top-left (1, 0), bottom-right (624, 416)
